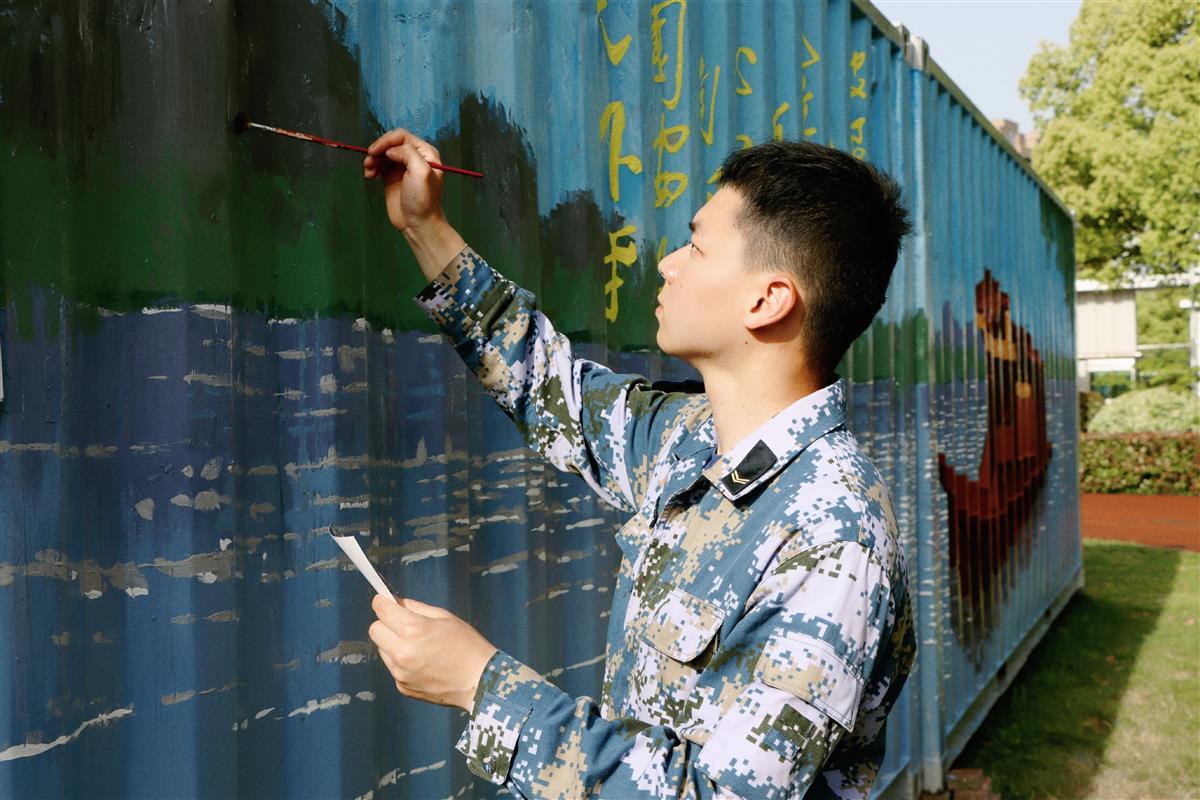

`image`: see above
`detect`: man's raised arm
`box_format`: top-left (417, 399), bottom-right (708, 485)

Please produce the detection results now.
top-left (364, 128), bottom-right (695, 514)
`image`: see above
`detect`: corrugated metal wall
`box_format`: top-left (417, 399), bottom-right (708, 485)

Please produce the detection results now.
top-left (0, 1), bottom-right (1079, 797)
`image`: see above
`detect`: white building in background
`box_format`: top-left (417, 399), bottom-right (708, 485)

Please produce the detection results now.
top-left (1185, 295), bottom-right (1200, 394)
top-left (1076, 281), bottom-right (1139, 387)
top-left (1075, 269), bottom-right (1200, 397)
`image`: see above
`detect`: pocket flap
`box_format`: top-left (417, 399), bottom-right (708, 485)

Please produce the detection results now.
top-left (642, 587), bottom-right (726, 662)
top-left (756, 633), bottom-right (864, 731)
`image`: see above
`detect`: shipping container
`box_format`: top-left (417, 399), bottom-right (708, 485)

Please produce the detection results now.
top-left (0, 1), bottom-right (1079, 797)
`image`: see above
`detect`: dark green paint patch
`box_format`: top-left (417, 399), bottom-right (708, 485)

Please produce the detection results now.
top-left (841, 309), bottom-right (930, 388)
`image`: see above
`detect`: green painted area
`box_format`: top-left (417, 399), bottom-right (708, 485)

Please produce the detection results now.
top-left (1, 115), bottom-right (945, 382)
top-left (842, 309), bottom-right (931, 387)
top-left (0, 102), bottom-right (627, 345)
top-left (0, 129), bottom-right (413, 337)
top-left (2, 112), bottom-right (943, 380)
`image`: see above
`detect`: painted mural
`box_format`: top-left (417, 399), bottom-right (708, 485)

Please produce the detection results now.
top-left (938, 272), bottom-right (1053, 642)
top-left (0, 1), bottom-right (1079, 798)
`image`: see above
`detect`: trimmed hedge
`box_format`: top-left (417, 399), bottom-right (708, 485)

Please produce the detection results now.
top-left (1079, 433), bottom-right (1200, 495)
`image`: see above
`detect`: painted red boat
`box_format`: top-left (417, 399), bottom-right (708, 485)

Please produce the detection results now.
top-left (938, 270), bottom-right (1053, 637)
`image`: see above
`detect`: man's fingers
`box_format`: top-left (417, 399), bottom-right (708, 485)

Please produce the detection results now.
top-left (383, 143), bottom-right (432, 178)
top-left (368, 619), bottom-right (403, 654)
top-left (373, 593), bottom-right (422, 629)
top-left (378, 647), bottom-right (396, 672)
top-left (363, 153), bottom-right (389, 179)
top-left (367, 128), bottom-right (413, 155)
top-left (362, 128), bottom-right (442, 184)
top-left (367, 129), bottom-right (439, 162)
top-left (363, 149), bottom-right (403, 180)
top-left (396, 130), bottom-right (440, 164)
top-left (400, 597), bottom-right (453, 619)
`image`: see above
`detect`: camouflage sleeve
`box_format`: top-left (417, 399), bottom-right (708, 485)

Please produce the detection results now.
top-left (694, 541), bottom-right (896, 799)
top-left (810, 715), bottom-right (888, 799)
top-left (453, 541), bottom-right (897, 799)
top-left (414, 246), bottom-right (693, 513)
top-left (813, 568), bottom-right (914, 798)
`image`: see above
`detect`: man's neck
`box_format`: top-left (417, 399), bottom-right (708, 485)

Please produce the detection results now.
top-left (699, 357), bottom-right (830, 456)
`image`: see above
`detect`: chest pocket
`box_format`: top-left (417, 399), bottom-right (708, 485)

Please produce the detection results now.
top-left (642, 586), bottom-right (727, 663)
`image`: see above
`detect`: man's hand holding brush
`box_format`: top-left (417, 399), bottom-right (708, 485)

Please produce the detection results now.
top-left (363, 129), bottom-right (468, 282)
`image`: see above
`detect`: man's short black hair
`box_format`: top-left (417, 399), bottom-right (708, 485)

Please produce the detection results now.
top-left (717, 141), bottom-right (911, 373)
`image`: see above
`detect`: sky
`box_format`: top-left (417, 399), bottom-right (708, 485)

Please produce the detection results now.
top-left (872, 0), bottom-right (1082, 132)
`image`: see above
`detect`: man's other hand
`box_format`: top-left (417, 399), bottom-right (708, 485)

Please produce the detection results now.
top-left (369, 594), bottom-right (497, 712)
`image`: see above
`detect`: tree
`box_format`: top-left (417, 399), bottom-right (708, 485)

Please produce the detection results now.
top-left (1135, 285), bottom-right (1198, 391)
top-left (1021, 1), bottom-right (1199, 284)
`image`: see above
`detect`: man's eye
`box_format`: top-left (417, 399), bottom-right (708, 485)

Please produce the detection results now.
top-left (689, 241), bottom-right (698, 253)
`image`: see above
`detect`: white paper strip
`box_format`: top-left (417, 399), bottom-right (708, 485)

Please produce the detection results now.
top-left (329, 532), bottom-right (396, 602)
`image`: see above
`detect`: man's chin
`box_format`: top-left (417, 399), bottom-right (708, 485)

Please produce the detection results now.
top-left (655, 337), bottom-right (697, 366)
top-left (654, 329), bottom-right (674, 355)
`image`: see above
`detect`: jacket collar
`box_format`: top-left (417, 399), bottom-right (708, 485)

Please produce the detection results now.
top-left (695, 378), bottom-right (848, 502)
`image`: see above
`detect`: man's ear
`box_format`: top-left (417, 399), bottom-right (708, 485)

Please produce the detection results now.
top-left (744, 274), bottom-right (800, 331)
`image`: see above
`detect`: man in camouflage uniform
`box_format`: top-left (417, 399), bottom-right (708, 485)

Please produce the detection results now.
top-left (364, 129), bottom-right (915, 799)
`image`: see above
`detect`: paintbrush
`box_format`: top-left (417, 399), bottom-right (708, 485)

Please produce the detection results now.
top-left (232, 112), bottom-right (485, 179)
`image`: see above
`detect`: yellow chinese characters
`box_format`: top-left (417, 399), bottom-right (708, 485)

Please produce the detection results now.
top-left (698, 56), bottom-right (720, 147)
top-left (650, 0), bottom-right (686, 110)
top-left (654, 113), bottom-right (689, 208)
top-left (597, 0), bottom-right (631, 65)
top-left (604, 225), bottom-right (638, 323)
top-left (599, 102), bottom-right (643, 203)
top-left (849, 50), bottom-right (868, 159)
top-left (800, 34), bottom-right (820, 139)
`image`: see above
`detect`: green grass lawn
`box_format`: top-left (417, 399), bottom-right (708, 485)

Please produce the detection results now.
top-left (956, 540), bottom-right (1200, 799)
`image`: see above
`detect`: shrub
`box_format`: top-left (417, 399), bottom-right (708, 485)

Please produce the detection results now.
top-left (1090, 371), bottom-right (1134, 398)
top-left (1078, 391), bottom-right (1105, 432)
top-left (1079, 433), bottom-right (1200, 495)
top-left (1088, 387), bottom-right (1200, 434)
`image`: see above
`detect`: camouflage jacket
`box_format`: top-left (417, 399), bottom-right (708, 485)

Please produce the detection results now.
top-left (415, 248), bottom-right (915, 799)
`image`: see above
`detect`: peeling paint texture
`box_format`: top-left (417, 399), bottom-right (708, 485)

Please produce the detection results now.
top-left (0, 1), bottom-right (1078, 798)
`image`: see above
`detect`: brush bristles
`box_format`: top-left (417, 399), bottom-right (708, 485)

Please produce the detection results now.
top-left (231, 112), bottom-right (251, 135)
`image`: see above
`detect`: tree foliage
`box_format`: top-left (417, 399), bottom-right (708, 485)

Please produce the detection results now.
top-left (1136, 286), bottom-right (1199, 390)
top-left (1021, 1), bottom-right (1199, 283)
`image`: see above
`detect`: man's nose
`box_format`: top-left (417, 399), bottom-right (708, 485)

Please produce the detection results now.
top-left (657, 247), bottom-right (683, 283)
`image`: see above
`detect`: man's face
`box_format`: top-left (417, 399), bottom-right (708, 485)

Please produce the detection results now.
top-left (654, 187), bottom-right (757, 362)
